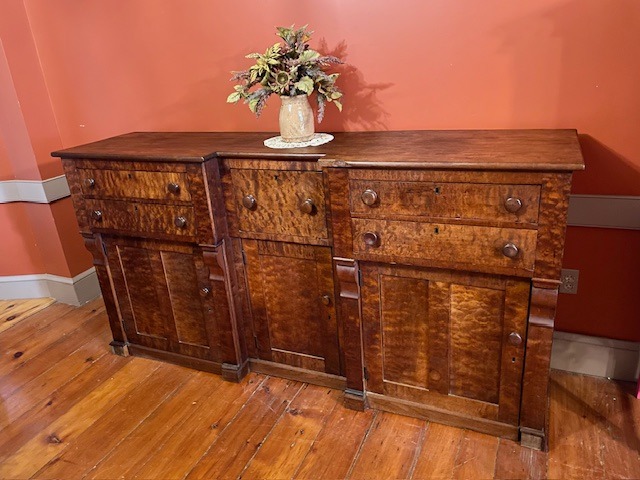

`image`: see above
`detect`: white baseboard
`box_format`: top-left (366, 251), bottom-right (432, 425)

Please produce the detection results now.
top-left (0, 267), bottom-right (100, 306)
top-left (552, 331), bottom-right (640, 381)
top-left (0, 174), bottom-right (70, 203)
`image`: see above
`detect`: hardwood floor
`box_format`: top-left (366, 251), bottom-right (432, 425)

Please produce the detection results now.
top-left (0, 298), bottom-right (638, 479)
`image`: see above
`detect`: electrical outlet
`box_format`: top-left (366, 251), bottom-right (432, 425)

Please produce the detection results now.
top-left (559, 268), bottom-right (580, 294)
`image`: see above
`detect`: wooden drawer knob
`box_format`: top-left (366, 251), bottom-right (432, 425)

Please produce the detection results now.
top-left (361, 189), bottom-right (378, 206)
top-left (167, 182), bottom-right (180, 194)
top-left (502, 243), bottom-right (519, 258)
top-left (242, 194), bottom-right (257, 210)
top-left (321, 294), bottom-right (331, 306)
top-left (91, 210), bottom-right (102, 222)
top-left (83, 178), bottom-right (96, 189)
top-left (508, 332), bottom-right (523, 345)
top-left (174, 216), bottom-right (188, 228)
top-left (504, 197), bottom-right (523, 213)
top-left (300, 198), bottom-right (315, 215)
top-left (363, 231), bottom-right (380, 248)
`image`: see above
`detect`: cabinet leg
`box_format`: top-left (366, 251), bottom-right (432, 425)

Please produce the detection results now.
top-left (520, 427), bottom-right (545, 451)
top-left (344, 388), bottom-right (367, 411)
top-left (221, 360), bottom-right (250, 383)
top-left (110, 341), bottom-right (129, 357)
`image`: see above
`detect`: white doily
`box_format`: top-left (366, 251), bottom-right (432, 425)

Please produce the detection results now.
top-left (264, 133), bottom-right (334, 149)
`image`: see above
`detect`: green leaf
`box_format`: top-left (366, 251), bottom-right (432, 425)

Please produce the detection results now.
top-left (299, 49), bottom-right (320, 63)
top-left (294, 76), bottom-right (314, 95)
top-left (245, 52), bottom-right (260, 59)
top-left (333, 100), bottom-right (343, 112)
top-left (330, 91), bottom-right (343, 100)
top-left (248, 98), bottom-right (259, 113)
top-left (226, 91), bottom-right (242, 103)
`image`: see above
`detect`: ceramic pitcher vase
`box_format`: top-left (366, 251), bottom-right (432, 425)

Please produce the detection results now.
top-left (279, 95), bottom-right (314, 143)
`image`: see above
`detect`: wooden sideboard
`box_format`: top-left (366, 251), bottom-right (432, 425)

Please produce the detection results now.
top-left (54, 130), bottom-right (584, 450)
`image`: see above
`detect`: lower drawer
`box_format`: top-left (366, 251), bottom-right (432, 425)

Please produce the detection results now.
top-left (85, 199), bottom-right (195, 238)
top-left (352, 218), bottom-right (537, 273)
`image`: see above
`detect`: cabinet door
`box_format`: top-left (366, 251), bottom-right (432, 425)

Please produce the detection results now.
top-left (104, 237), bottom-right (223, 362)
top-left (243, 240), bottom-right (340, 375)
top-left (361, 263), bottom-right (529, 426)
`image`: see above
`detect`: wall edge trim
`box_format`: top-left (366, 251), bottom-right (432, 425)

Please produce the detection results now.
top-left (0, 267), bottom-right (100, 306)
top-left (552, 330), bottom-right (640, 382)
top-left (567, 194), bottom-right (640, 230)
top-left (0, 174), bottom-right (70, 203)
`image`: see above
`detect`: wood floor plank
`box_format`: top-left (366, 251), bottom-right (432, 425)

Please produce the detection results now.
top-left (494, 438), bottom-right (547, 479)
top-left (0, 306), bottom-right (108, 399)
top-left (348, 411), bottom-right (426, 480)
top-left (131, 373), bottom-right (269, 480)
top-left (294, 401), bottom-right (376, 479)
top-left (0, 298), bottom-right (55, 333)
top-left (452, 430), bottom-right (500, 479)
top-left (240, 383), bottom-right (340, 479)
top-left (0, 301), bottom-right (105, 379)
top-left (0, 357), bottom-right (159, 478)
top-left (33, 363), bottom-right (192, 479)
top-left (548, 371), bottom-right (606, 479)
top-left (0, 302), bottom-right (74, 348)
top-left (0, 352), bottom-right (130, 459)
top-left (183, 376), bottom-right (303, 480)
top-left (411, 422), bottom-right (465, 479)
top-left (0, 333), bottom-right (110, 430)
top-left (84, 371), bottom-right (227, 480)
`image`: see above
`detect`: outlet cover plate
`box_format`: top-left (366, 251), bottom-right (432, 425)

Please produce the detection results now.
top-left (560, 268), bottom-right (580, 294)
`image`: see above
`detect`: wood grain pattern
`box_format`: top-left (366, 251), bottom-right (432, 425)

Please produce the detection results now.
top-left (352, 218), bottom-right (538, 275)
top-left (0, 298), bottom-right (55, 334)
top-left (350, 179), bottom-right (541, 224)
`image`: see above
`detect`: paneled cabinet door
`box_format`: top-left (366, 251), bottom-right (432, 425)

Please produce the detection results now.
top-left (361, 263), bottom-right (530, 426)
top-left (103, 237), bottom-right (224, 362)
top-left (242, 239), bottom-right (340, 375)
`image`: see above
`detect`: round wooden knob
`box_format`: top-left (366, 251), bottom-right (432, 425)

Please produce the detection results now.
top-left (502, 243), bottom-right (519, 258)
top-left (83, 178), bottom-right (96, 189)
top-left (504, 197), bottom-right (523, 213)
top-left (300, 198), bottom-right (315, 215)
top-left (321, 294), bottom-right (331, 306)
top-left (242, 194), bottom-right (257, 210)
top-left (508, 332), bottom-right (523, 346)
top-left (91, 210), bottom-right (102, 222)
top-left (361, 189), bottom-right (378, 206)
top-left (363, 231), bottom-right (380, 248)
top-left (174, 216), bottom-right (187, 228)
top-left (167, 182), bottom-right (180, 194)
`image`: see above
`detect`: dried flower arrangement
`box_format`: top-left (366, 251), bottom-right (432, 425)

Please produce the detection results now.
top-left (226, 25), bottom-right (343, 122)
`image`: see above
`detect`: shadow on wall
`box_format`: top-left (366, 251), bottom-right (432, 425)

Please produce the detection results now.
top-left (317, 39), bottom-right (392, 132)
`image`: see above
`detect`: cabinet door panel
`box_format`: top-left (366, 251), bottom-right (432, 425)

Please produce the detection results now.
top-left (362, 263), bottom-right (528, 425)
top-left (243, 240), bottom-right (339, 375)
top-left (105, 237), bottom-right (222, 361)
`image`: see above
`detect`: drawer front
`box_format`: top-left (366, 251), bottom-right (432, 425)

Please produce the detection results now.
top-left (350, 180), bottom-right (540, 224)
top-left (85, 199), bottom-right (195, 238)
top-left (231, 169), bottom-right (328, 240)
top-left (77, 168), bottom-right (191, 202)
top-left (352, 219), bottom-right (537, 272)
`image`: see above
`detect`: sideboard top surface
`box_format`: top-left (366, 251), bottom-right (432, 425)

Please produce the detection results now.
top-left (52, 130), bottom-right (585, 171)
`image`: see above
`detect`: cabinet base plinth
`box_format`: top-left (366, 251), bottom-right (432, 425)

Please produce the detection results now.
top-left (344, 389), bottom-right (367, 411)
top-left (110, 341), bottom-right (129, 357)
top-left (520, 427), bottom-right (546, 451)
top-left (221, 360), bottom-right (250, 382)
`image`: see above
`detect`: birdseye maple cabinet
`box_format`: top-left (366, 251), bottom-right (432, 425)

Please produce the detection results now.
top-left (54, 130), bottom-right (584, 450)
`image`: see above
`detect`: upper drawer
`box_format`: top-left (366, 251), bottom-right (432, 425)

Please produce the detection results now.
top-left (230, 169), bottom-right (328, 241)
top-left (349, 180), bottom-right (541, 224)
top-left (85, 199), bottom-right (196, 239)
top-left (352, 218), bottom-right (537, 275)
top-left (76, 168), bottom-right (191, 202)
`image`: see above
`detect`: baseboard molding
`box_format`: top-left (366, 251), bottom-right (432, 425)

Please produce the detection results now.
top-left (0, 174), bottom-right (70, 203)
top-left (567, 194), bottom-right (640, 230)
top-left (552, 331), bottom-right (640, 381)
top-left (0, 267), bottom-right (100, 306)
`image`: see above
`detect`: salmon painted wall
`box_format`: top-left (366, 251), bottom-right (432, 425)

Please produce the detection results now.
top-left (3, 0), bottom-right (639, 339)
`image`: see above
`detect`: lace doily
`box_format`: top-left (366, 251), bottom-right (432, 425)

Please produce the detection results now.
top-left (264, 133), bottom-right (334, 149)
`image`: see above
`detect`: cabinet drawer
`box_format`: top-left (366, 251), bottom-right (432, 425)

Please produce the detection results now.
top-left (85, 199), bottom-right (195, 238)
top-left (230, 169), bottom-right (328, 241)
top-left (350, 180), bottom-right (540, 224)
top-left (352, 219), bottom-right (537, 273)
top-left (77, 167), bottom-right (191, 202)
